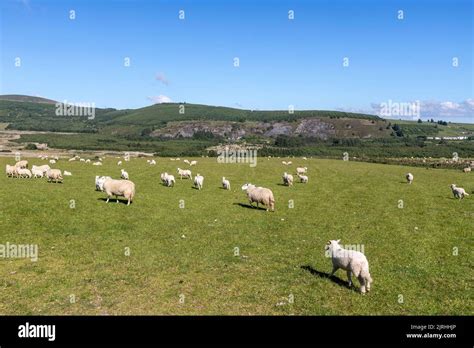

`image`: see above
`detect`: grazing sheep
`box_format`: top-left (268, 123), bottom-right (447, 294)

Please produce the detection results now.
top-left (63, 171), bottom-right (72, 176)
top-left (85, 159), bottom-right (91, 163)
top-left (121, 169), bottom-right (129, 180)
top-left (95, 175), bottom-right (112, 191)
top-left (298, 174), bottom-right (308, 183)
top-left (463, 167), bottom-right (471, 173)
top-left (93, 162), bottom-right (102, 166)
top-left (241, 183), bottom-right (275, 211)
top-left (325, 240), bottom-right (373, 294)
top-left (406, 173), bottom-right (414, 184)
top-left (15, 160), bottom-right (28, 169)
top-left (69, 157), bottom-right (76, 162)
top-left (117, 161), bottom-right (122, 166)
top-left (160, 172), bottom-right (175, 187)
top-left (49, 159), bottom-right (56, 164)
top-left (194, 174), bottom-right (204, 190)
top-left (183, 159), bottom-right (190, 165)
top-left (80, 158), bottom-right (85, 162)
top-left (283, 172), bottom-right (294, 186)
top-left (296, 167), bottom-right (307, 175)
top-left (190, 160), bottom-right (197, 166)
top-left (222, 177), bottom-right (231, 190)
top-left (451, 184), bottom-right (469, 200)
top-left (32, 165), bottom-right (50, 175)
top-left (32, 167), bottom-right (44, 178)
top-left (46, 169), bottom-right (63, 183)
top-left (17, 168), bottom-right (32, 178)
top-left (149, 159), bottom-right (156, 165)
top-left (5, 164), bottom-right (16, 177)
top-left (177, 168), bottom-right (192, 180)
top-left (103, 179), bottom-right (135, 205)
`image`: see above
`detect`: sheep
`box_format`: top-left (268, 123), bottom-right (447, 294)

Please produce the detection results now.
top-left (406, 173), bottom-right (414, 184)
top-left (32, 167), bottom-right (44, 178)
top-left (298, 174), bottom-right (308, 183)
top-left (17, 168), bottom-right (32, 178)
top-left (49, 159), bottom-right (56, 164)
top-left (32, 165), bottom-right (50, 175)
top-left (117, 161), bottom-right (122, 166)
top-left (85, 159), bottom-right (91, 163)
top-left (463, 167), bottom-right (471, 173)
top-left (451, 184), bottom-right (469, 200)
top-left (296, 167), bottom-right (307, 175)
top-left (15, 160), bottom-right (28, 169)
top-left (283, 172), bottom-right (294, 186)
top-left (92, 162), bottom-right (102, 166)
top-left (325, 239), bottom-right (373, 294)
top-left (103, 179), bottom-right (135, 205)
top-left (120, 169), bottom-right (129, 180)
top-left (160, 172), bottom-right (175, 187)
top-left (183, 159), bottom-right (190, 165)
top-left (63, 171), bottom-right (72, 176)
top-left (190, 160), bottom-right (197, 166)
top-left (149, 159), bottom-right (156, 165)
top-left (46, 169), bottom-right (63, 183)
top-left (193, 174), bottom-right (204, 190)
top-left (241, 183), bottom-right (275, 212)
top-left (95, 175), bottom-right (112, 191)
top-left (177, 168), bottom-right (192, 180)
top-left (5, 164), bottom-right (16, 177)
top-left (222, 177), bottom-right (231, 190)
top-left (69, 157), bottom-right (76, 162)
top-left (80, 158), bottom-right (85, 162)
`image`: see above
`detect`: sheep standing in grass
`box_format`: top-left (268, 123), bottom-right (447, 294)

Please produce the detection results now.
top-left (283, 172), bottom-right (294, 186)
top-left (32, 165), bottom-right (50, 175)
top-left (103, 179), bottom-right (135, 205)
top-left (451, 184), bottom-right (469, 200)
top-left (463, 167), bottom-right (471, 173)
top-left (241, 183), bottom-right (275, 211)
top-left (177, 168), bottom-right (192, 180)
top-left (46, 169), bottom-right (63, 183)
top-left (17, 168), bottom-right (32, 178)
top-left (194, 174), bottom-right (204, 190)
top-left (298, 174), bottom-right (308, 183)
top-left (15, 160), bottom-right (28, 169)
top-left (222, 177), bottom-right (231, 190)
top-left (95, 176), bottom-right (112, 191)
top-left (117, 160), bottom-right (122, 166)
top-left (64, 171), bottom-right (72, 176)
top-left (6, 164), bottom-right (16, 177)
top-left (160, 172), bottom-right (175, 187)
top-left (32, 167), bottom-right (44, 178)
top-left (325, 240), bottom-right (372, 294)
top-left (190, 160), bottom-right (197, 166)
top-left (296, 167), bottom-right (307, 175)
top-left (121, 169), bottom-right (129, 180)
top-left (406, 173), bottom-right (414, 184)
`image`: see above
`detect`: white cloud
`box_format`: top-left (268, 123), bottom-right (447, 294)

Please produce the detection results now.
top-left (155, 73), bottom-right (169, 86)
top-left (147, 95), bottom-right (172, 104)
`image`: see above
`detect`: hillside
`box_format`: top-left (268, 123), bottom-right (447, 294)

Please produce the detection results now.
top-left (0, 94), bottom-right (58, 104)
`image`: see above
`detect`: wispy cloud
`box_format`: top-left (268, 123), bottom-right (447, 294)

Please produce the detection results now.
top-left (155, 73), bottom-right (169, 86)
top-left (147, 95), bottom-right (172, 104)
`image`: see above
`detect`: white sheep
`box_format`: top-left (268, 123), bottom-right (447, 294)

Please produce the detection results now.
top-left (85, 159), bottom-right (91, 163)
top-left (49, 159), bottom-right (56, 164)
top-left (17, 168), bottom-right (32, 178)
top-left (117, 161), bottom-right (122, 166)
top-left (46, 169), bottom-right (63, 183)
top-left (194, 174), bottom-right (204, 190)
top-left (15, 160), bottom-right (28, 169)
top-left (32, 165), bottom-right (50, 175)
top-left (463, 167), bottom-right (471, 173)
top-left (190, 160), bottom-right (197, 166)
top-left (177, 168), bottom-right (192, 180)
top-left (93, 162), bottom-right (102, 166)
top-left (283, 172), bottom-right (294, 186)
top-left (222, 177), bottom-right (231, 190)
top-left (5, 164), bottom-right (16, 177)
top-left (325, 239), bottom-right (373, 294)
top-left (32, 167), bottom-right (44, 178)
top-left (80, 158), bottom-right (85, 162)
top-left (406, 173), bottom-right (414, 184)
top-left (121, 169), bottom-right (129, 180)
top-left (63, 171), bottom-right (72, 176)
top-left (160, 172), bottom-right (175, 187)
top-left (69, 157), bottom-right (76, 162)
top-left (451, 184), bottom-right (469, 200)
top-left (103, 178), bottom-right (135, 205)
top-left (241, 183), bottom-right (275, 211)
top-left (149, 159), bottom-right (156, 165)
top-left (296, 167), bottom-right (307, 175)
top-left (183, 159), bottom-right (190, 165)
top-left (95, 175), bottom-right (112, 191)
top-left (298, 174), bottom-right (308, 183)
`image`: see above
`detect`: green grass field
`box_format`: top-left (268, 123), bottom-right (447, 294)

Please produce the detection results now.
top-left (0, 157), bottom-right (472, 315)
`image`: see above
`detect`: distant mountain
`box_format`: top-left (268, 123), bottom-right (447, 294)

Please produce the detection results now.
top-left (0, 94), bottom-right (58, 105)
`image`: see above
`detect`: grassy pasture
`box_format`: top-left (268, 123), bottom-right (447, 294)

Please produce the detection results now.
top-left (0, 157), bottom-right (472, 315)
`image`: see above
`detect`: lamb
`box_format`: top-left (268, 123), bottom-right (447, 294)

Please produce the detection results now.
top-left (463, 167), bottom-right (471, 173)
top-left (32, 167), bottom-right (44, 178)
top-left (296, 167), bottom-right (307, 175)
top-left (160, 172), bottom-right (175, 187)
top-left (177, 168), bottom-right (192, 180)
top-left (5, 164), bottom-right (16, 177)
top-left (15, 160), bottom-right (28, 169)
top-left (63, 171), bottom-right (72, 176)
top-left (241, 183), bottom-right (275, 211)
top-left (32, 165), bottom-right (50, 175)
top-left (283, 172), bottom-right (294, 186)
top-left (451, 184), bottom-right (469, 200)
top-left (46, 169), bottom-right (63, 183)
top-left (222, 177), bottom-right (231, 190)
top-left (95, 176), bottom-right (112, 191)
top-left (103, 178), bottom-right (135, 205)
top-left (325, 239), bottom-right (373, 294)
top-left (298, 174), bottom-right (308, 183)
top-left (193, 174), bottom-right (204, 190)
top-left (17, 168), bottom-right (32, 178)
top-left (406, 173), bottom-right (414, 184)
top-left (121, 169), bottom-right (129, 180)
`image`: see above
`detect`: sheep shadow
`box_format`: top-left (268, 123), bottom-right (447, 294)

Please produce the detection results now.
top-left (233, 202), bottom-right (267, 211)
top-left (97, 197), bottom-right (129, 205)
top-left (301, 265), bottom-right (357, 291)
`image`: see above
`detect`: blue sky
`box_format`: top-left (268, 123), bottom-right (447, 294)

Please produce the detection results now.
top-left (1, 0), bottom-right (473, 122)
